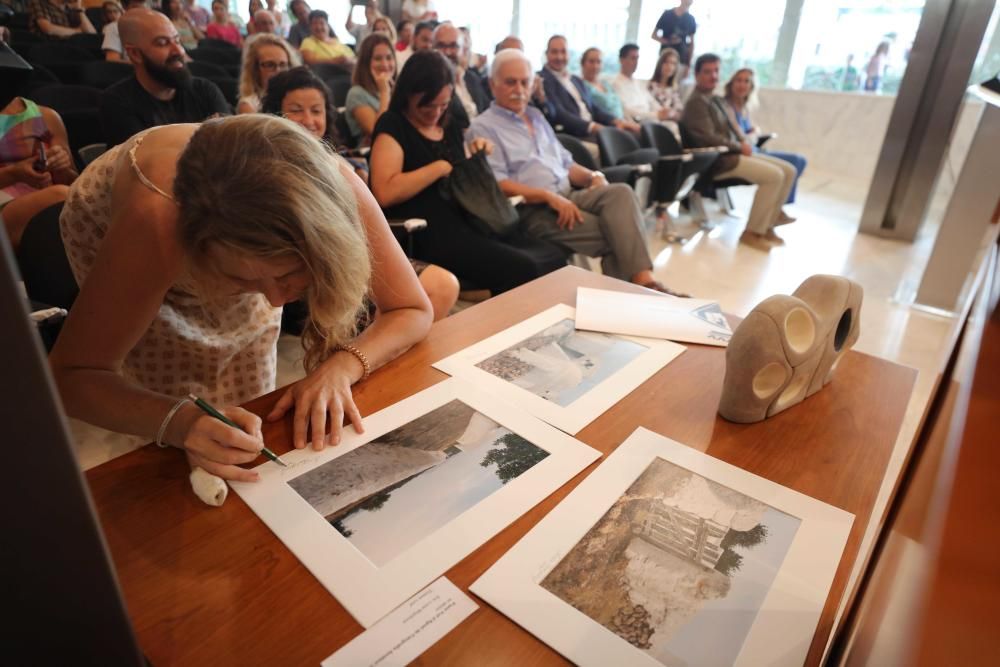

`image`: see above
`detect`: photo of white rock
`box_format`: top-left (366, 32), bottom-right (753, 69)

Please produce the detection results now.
top-left (288, 400), bottom-right (549, 567)
top-left (540, 457), bottom-right (801, 666)
top-left (475, 318), bottom-right (647, 407)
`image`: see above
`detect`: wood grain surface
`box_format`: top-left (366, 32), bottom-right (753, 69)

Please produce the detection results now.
top-left (86, 267), bottom-right (916, 666)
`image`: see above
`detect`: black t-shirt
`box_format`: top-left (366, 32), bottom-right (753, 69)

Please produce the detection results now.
top-left (655, 9), bottom-right (697, 64)
top-left (99, 76), bottom-right (231, 146)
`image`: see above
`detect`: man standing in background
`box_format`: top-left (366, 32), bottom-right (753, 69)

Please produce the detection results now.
top-left (652, 0), bottom-right (696, 79)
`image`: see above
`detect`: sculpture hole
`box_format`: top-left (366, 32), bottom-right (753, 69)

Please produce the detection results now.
top-left (834, 309), bottom-right (853, 351)
top-left (775, 373), bottom-right (809, 410)
top-left (752, 362), bottom-right (788, 399)
top-left (784, 307), bottom-right (816, 355)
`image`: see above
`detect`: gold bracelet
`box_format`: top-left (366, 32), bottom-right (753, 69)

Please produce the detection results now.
top-left (336, 343), bottom-right (370, 382)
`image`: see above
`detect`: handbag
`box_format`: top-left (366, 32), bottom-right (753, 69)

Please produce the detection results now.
top-left (444, 150), bottom-right (520, 238)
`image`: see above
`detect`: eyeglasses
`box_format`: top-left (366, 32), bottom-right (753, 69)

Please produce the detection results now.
top-left (259, 60), bottom-right (290, 71)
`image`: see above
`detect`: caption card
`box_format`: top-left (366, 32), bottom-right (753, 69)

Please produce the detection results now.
top-left (322, 577), bottom-right (477, 667)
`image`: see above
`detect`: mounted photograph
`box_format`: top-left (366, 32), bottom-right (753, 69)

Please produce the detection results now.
top-left (434, 304), bottom-right (686, 434)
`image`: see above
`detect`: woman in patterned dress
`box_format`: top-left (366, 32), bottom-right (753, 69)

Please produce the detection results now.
top-left (50, 115), bottom-right (432, 482)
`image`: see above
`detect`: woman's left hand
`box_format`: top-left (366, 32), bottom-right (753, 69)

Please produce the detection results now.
top-left (468, 137), bottom-right (494, 156)
top-left (266, 351), bottom-right (365, 450)
top-left (45, 144), bottom-right (74, 177)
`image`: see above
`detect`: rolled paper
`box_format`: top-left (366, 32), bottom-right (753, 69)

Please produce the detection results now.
top-left (189, 466), bottom-right (228, 507)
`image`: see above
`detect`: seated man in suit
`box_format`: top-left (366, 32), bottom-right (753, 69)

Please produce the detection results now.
top-left (433, 22), bottom-right (489, 128)
top-left (681, 53), bottom-right (796, 250)
top-left (100, 8), bottom-right (230, 146)
top-left (469, 49), bottom-right (680, 295)
top-left (540, 35), bottom-right (639, 140)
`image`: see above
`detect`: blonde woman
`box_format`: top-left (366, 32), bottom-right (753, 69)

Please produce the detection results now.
top-left (648, 48), bottom-right (684, 119)
top-left (50, 116), bottom-right (433, 481)
top-left (237, 33), bottom-right (299, 113)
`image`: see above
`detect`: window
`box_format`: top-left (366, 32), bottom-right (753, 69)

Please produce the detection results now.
top-left (433, 0), bottom-right (516, 62)
top-left (516, 0), bottom-right (632, 74)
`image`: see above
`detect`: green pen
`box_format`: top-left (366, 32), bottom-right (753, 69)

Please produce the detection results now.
top-left (188, 393), bottom-right (287, 467)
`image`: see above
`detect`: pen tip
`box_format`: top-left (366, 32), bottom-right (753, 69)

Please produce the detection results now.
top-left (276, 459), bottom-right (288, 467)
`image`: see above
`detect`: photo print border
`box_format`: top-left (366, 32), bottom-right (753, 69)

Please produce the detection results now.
top-left (433, 304), bottom-right (686, 434)
top-left (230, 378), bottom-right (601, 628)
top-left (470, 428), bottom-right (853, 667)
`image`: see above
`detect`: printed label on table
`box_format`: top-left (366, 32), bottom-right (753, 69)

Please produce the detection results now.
top-left (321, 577), bottom-right (478, 667)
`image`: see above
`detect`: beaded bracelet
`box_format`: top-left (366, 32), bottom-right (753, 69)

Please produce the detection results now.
top-left (336, 343), bottom-right (371, 382)
top-left (156, 396), bottom-right (192, 448)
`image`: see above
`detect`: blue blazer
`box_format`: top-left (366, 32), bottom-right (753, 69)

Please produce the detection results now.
top-left (539, 67), bottom-right (615, 137)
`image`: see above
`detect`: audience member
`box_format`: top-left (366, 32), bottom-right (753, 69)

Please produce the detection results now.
top-left (864, 41), bottom-right (889, 92)
top-left (411, 20), bottom-right (433, 52)
top-left (245, 0), bottom-right (264, 34)
top-left (345, 33), bottom-right (394, 145)
top-left (205, 0), bottom-right (242, 47)
top-left (264, 0), bottom-right (289, 37)
top-left (299, 10), bottom-right (355, 67)
top-left (401, 0), bottom-right (436, 23)
top-left (1, 93), bottom-right (77, 251)
top-left (648, 48), bottom-right (684, 118)
top-left (29, 0), bottom-right (97, 38)
top-left (369, 51), bottom-right (568, 296)
top-left (184, 0), bottom-right (209, 32)
top-left (471, 49), bottom-right (677, 294)
top-left (495, 35), bottom-right (523, 52)
top-left (101, 0), bottom-right (133, 63)
top-left (237, 33), bottom-right (296, 113)
top-left (539, 35), bottom-right (639, 139)
top-left (251, 10), bottom-right (278, 35)
top-left (261, 67), bottom-right (458, 322)
top-left (370, 15), bottom-right (396, 43)
top-left (100, 9), bottom-right (231, 146)
top-left (724, 67), bottom-right (807, 205)
top-left (286, 0), bottom-right (310, 47)
top-left (681, 54), bottom-right (796, 250)
top-left (433, 22), bottom-right (488, 125)
top-left (652, 0), bottom-right (696, 79)
top-left (396, 20), bottom-right (413, 52)
top-left (612, 43), bottom-right (679, 124)
top-left (579, 48), bottom-right (623, 119)
top-left (163, 0), bottom-right (203, 51)
top-left (345, 0), bottom-right (377, 44)
top-left (51, 115), bottom-right (433, 469)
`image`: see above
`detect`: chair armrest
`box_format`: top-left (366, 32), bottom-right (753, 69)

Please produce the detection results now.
top-left (616, 147), bottom-right (660, 166)
top-left (658, 154), bottom-right (693, 163)
top-left (508, 195), bottom-right (525, 207)
top-left (756, 133), bottom-right (776, 148)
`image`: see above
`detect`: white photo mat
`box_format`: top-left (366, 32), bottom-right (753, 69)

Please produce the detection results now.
top-left (471, 427), bottom-right (854, 667)
top-left (432, 304), bottom-right (686, 434)
top-left (230, 378), bottom-right (601, 628)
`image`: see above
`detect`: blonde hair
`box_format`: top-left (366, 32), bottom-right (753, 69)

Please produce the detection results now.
top-left (724, 67), bottom-right (758, 111)
top-left (173, 115), bottom-right (371, 371)
top-left (239, 33), bottom-right (300, 103)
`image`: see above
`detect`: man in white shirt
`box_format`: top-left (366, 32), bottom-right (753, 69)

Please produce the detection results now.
top-left (103, 0), bottom-right (148, 62)
top-left (611, 43), bottom-right (678, 124)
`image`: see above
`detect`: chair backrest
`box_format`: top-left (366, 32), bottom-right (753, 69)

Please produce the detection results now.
top-left (187, 60), bottom-right (229, 79)
top-left (596, 126), bottom-right (639, 166)
top-left (78, 60), bottom-right (132, 89)
top-left (15, 202), bottom-right (79, 310)
top-left (66, 32), bottom-right (104, 57)
top-left (27, 43), bottom-right (98, 64)
top-left (641, 121), bottom-right (683, 156)
top-left (60, 108), bottom-right (104, 159)
top-left (332, 109), bottom-right (355, 148)
top-left (676, 121), bottom-right (701, 149)
top-left (29, 84), bottom-right (102, 114)
top-left (204, 76), bottom-right (238, 107)
top-left (198, 37), bottom-right (239, 50)
top-left (21, 62), bottom-right (60, 93)
top-left (84, 7), bottom-right (106, 32)
top-left (310, 62), bottom-right (353, 81)
top-left (327, 76), bottom-right (352, 109)
top-left (189, 47), bottom-right (241, 66)
top-left (78, 142), bottom-right (108, 166)
top-left (556, 133), bottom-right (598, 170)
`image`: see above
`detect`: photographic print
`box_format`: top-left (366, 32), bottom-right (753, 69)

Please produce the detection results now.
top-left (230, 379), bottom-right (601, 627)
top-left (471, 428), bottom-right (853, 667)
top-left (434, 305), bottom-right (686, 434)
top-left (288, 400), bottom-right (549, 567)
top-left (476, 318), bottom-right (647, 407)
top-left (540, 457), bottom-right (800, 666)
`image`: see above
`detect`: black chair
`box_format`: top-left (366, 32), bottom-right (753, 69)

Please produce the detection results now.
top-left (204, 76), bottom-right (238, 107)
top-left (85, 7), bottom-right (106, 32)
top-left (189, 47), bottom-right (241, 67)
top-left (27, 44), bottom-right (99, 82)
top-left (676, 121), bottom-right (751, 218)
top-left (326, 75), bottom-right (352, 109)
top-left (310, 62), bottom-right (352, 81)
top-left (20, 63), bottom-right (61, 94)
top-left (29, 84), bottom-right (102, 114)
top-left (60, 108), bottom-right (105, 168)
top-left (556, 133), bottom-right (638, 186)
top-left (78, 60), bottom-right (132, 88)
top-left (187, 60), bottom-right (229, 79)
top-left (198, 37), bottom-right (240, 50)
top-left (641, 120), bottom-right (718, 206)
top-left (5, 11), bottom-right (32, 31)
top-left (8, 29), bottom-right (44, 60)
top-left (595, 126), bottom-right (660, 168)
top-left (15, 202), bottom-right (79, 312)
top-left (333, 110), bottom-right (356, 149)
top-left (67, 32), bottom-right (105, 58)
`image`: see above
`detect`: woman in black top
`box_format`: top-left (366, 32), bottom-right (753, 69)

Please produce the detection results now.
top-left (369, 50), bottom-right (567, 295)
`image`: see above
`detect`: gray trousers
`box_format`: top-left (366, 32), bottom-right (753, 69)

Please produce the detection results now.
top-left (517, 183), bottom-right (653, 281)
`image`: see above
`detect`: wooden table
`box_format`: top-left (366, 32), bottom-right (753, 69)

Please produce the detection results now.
top-left (87, 267), bottom-right (916, 666)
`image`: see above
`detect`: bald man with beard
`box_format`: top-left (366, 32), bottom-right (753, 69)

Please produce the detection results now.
top-left (99, 8), bottom-right (230, 146)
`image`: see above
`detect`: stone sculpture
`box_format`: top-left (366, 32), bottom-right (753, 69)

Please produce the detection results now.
top-left (718, 275), bottom-right (863, 423)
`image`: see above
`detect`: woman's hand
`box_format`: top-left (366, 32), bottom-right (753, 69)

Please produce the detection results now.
top-left (178, 405), bottom-right (265, 482)
top-left (467, 137), bottom-right (494, 156)
top-left (374, 69), bottom-right (393, 95)
top-left (45, 144), bottom-right (75, 181)
top-left (13, 156), bottom-right (53, 189)
top-left (266, 351), bottom-right (365, 450)
top-left (433, 159), bottom-right (453, 179)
